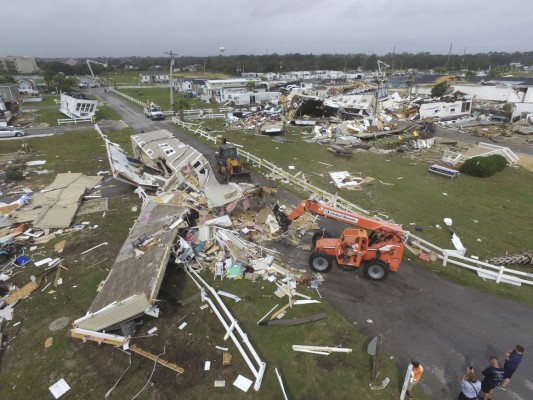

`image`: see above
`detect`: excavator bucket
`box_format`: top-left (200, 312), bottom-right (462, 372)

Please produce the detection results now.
top-left (228, 171), bottom-right (251, 183)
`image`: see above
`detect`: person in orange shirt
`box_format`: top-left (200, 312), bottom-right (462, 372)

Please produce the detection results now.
top-left (407, 360), bottom-right (424, 399)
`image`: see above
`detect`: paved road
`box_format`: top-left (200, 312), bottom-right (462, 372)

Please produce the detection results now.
top-left (82, 90), bottom-right (533, 399)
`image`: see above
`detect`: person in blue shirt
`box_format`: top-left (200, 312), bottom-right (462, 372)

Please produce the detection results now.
top-left (501, 345), bottom-right (524, 390)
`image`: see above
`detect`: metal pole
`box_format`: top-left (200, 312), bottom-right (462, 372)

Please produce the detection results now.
top-left (165, 50), bottom-right (177, 111)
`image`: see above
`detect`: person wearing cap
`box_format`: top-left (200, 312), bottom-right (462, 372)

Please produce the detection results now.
top-left (458, 367), bottom-right (481, 400)
top-left (501, 345), bottom-right (524, 390)
top-left (407, 360), bottom-right (423, 399)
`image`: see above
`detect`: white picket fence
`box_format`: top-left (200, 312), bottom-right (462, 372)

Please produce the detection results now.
top-left (57, 116), bottom-right (95, 125)
top-left (109, 88), bottom-right (146, 108)
top-left (170, 118), bottom-right (533, 287)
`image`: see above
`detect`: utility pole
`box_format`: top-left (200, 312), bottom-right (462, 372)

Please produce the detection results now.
top-left (165, 50), bottom-right (177, 110)
top-left (445, 43), bottom-right (453, 71)
top-left (460, 46), bottom-right (467, 71)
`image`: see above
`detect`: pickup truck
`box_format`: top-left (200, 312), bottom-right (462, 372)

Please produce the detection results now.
top-left (78, 81), bottom-right (88, 89)
top-left (143, 103), bottom-right (165, 121)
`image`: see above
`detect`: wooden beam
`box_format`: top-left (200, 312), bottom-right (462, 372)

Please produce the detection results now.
top-left (129, 344), bottom-right (185, 374)
top-left (270, 300), bottom-right (293, 320)
top-left (261, 313), bottom-right (326, 326)
top-left (70, 328), bottom-right (127, 346)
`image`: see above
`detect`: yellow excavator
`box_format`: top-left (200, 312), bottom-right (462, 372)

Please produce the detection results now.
top-left (215, 139), bottom-right (251, 183)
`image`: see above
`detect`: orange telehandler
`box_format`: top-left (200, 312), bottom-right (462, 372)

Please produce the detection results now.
top-left (273, 200), bottom-right (405, 281)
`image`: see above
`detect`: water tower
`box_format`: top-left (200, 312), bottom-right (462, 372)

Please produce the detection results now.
top-left (219, 46), bottom-right (225, 56)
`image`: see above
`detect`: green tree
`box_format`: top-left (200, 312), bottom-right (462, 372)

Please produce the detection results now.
top-left (0, 74), bottom-right (16, 84)
top-left (431, 82), bottom-right (450, 97)
top-left (246, 81), bottom-right (255, 92)
top-left (44, 69), bottom-right (56, 90)
top-left (52, 75), bottom-right (76, 92)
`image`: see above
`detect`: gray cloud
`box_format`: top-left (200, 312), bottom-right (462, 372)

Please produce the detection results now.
top-left (2, 0), bottom-right (531, 58)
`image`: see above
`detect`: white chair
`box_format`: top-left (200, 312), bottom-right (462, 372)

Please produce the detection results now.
top-left (214, 262), bottom-right (225, 280)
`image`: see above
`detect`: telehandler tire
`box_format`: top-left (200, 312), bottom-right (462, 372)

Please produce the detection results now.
top-left (309, 251), bottom-right (333, 272)
top-left (311, 229), bottom-right (332, 247)
top-left (363, 260), bottom-right (389, 281)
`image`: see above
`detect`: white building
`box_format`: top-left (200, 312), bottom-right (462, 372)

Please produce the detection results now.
top-left (59, 93), bottom-right (98, 119)
top-left (18, 79), bottom-right (39, 95)
top-left (204, 79), bottom-right (250, 101)
top-left (175, 79), bottom-right (193, 93)
top-left (418, 99), bottom-right (472, 120)
top-left (139, 73), bottom-right (170, 83)
top-left (452, 82), bottom-right (533, 120)
top-left (0, 56), bottom-right (39, 74)
top-left (227, 91), bottom-right (280, 105)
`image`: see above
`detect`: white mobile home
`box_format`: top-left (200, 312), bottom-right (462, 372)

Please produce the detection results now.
top-left (59, 93), bottom-right (98, 119)
top-left (418, 99), bottom-right (472, 120)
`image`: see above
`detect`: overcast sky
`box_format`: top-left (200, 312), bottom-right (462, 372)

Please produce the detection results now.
top-left (3, 0), bottom-right (532, 58)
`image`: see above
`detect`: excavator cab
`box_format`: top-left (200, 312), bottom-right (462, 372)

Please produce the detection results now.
top-left (215, 143), bottom-right (251, 183)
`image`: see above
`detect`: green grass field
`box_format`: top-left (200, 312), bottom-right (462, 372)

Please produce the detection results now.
top-left (106, 70), bottom-right (231, 85)
top-left (119, 87), bottom-right (213, 111)
top-left (18, 99), bottom-right (121, 127)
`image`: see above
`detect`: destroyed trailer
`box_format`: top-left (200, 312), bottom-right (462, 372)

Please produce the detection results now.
top-left (275, 199), bottom-right (405, 281)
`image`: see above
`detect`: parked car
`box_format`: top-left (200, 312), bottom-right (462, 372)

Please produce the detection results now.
top-left (90, 83), bottom-right (101, 88)
top-left (0, 127), bottom-right (27, 138)
top-left (489, 114), bottom-right (510, 123)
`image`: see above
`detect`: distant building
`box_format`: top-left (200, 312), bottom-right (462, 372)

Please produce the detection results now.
top-left (18, 79), bottom-right (39, 95)
top-left (139, 73), bottom-right (170, 83)
top-left (204, 79), bottom-right (250, 101)
top-left (0, 56), bottom-right (39, 74)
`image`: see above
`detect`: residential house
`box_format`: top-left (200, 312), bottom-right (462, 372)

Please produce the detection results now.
top-left (139, 73), bottom-right (171, 83)
top-left (130, 129), bottom-right (243, 207)
top-left (204, 79), bottom-right (250, 101)
top-left (227, 91), bottom-right (280, 106)
top-left (0, 56), bottom-right (39, 74)
top-left (175, 79), bottom-right (193, 93)
top-left (59, 92), bottom-right (98, 119)
top-left (417, 98), bottom-right (472, 120)
top-left (0, 84), bottom-right (21, 125)
top-left (18, 79), bottom-right (39, 95)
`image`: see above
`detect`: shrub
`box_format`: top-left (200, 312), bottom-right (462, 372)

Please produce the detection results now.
top-left (460, 154), bottom-right (507, 177)
top-left (5, 165), bottom-right (24, 182)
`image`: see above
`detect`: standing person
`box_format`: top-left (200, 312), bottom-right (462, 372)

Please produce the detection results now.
top-left (407, 360), bottom-right (424, 399)
top-left (481, 357), bottom-right (504, 400)
top-left (458, 367), bottom-right (481, 400)
top-left (501, 345), bottom-right (524, 390)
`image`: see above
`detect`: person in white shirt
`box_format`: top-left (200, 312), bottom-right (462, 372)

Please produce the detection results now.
top-left (458, 367), bottom-right (482, 400)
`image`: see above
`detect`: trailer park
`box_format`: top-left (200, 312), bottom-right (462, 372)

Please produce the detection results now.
top-left (1, 70), bottom-right (533, 399)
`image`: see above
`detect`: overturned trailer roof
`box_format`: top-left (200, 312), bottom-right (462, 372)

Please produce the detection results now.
top-left (105, 139), bottom-right (161, 191)
top-left (74, 200), bottom-right (189, 331)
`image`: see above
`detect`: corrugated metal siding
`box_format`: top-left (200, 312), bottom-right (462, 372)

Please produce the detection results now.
top-left (75, 294), bottom-right (151, 331)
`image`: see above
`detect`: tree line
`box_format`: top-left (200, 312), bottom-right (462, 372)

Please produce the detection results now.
top-left (36, 51), bottom-right (533, 78)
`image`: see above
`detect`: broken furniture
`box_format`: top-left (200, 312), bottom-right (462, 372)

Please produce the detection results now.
top-left (428, 164), bottom-right (459, 179)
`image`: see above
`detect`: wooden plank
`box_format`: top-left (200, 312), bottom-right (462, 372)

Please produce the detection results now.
top-left (270, 300), bottom-right (293, 320)
top-left (261, 313), bottom-right (326, 326)
top-left (6, 281), bottom-right (39, 304)
top-left (70, 329), bottom-right (127, 346)
top-left (129, 344), bottom-right (185, 374)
